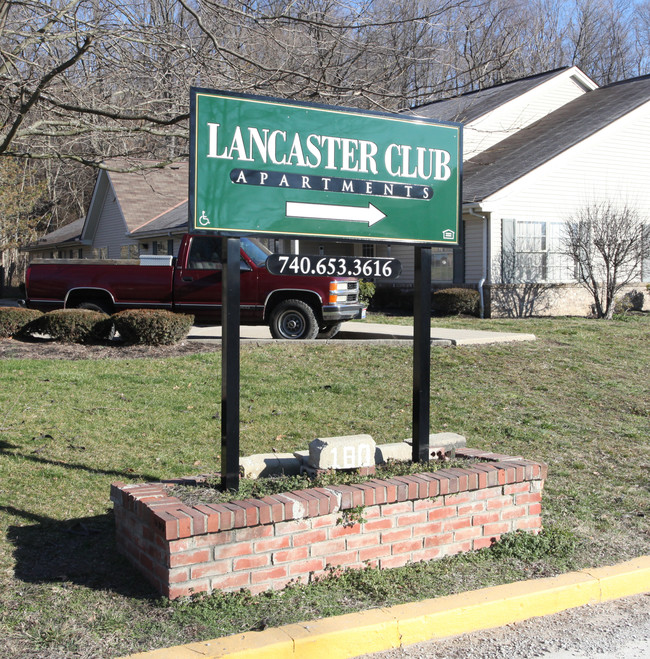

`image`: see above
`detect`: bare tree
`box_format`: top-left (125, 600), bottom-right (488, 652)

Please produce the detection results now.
top-left (563, 202), bottom-right (650, 319)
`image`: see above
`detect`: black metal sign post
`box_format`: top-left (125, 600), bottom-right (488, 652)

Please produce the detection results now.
top-left (221, 236), bottom-right (241, 491)
top-left (412, 245), bottom-right (432, 464)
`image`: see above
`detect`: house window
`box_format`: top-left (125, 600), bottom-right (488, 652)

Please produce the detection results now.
top-left (120, 245), bottom-right (139, 259)
top-left (502, 219), bottom-right (569, 282)
top-left (152, 239), bottom-right (174, 256)
top-left (431, 248), bottom-right (453, 281)
top-left (362, 244), bottom-right (375, 258)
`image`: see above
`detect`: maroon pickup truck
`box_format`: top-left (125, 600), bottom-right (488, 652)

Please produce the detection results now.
top-left (25, 234), bottom-right (364, 339)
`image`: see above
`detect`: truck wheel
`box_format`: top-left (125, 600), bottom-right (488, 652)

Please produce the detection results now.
top-left (269, 300), bottom-right (319, 340)
top-left (318, 322), bottom-right (342, 339)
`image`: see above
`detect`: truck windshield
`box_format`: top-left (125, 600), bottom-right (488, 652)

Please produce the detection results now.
top-left (241, 237), bottom-right (271, 267)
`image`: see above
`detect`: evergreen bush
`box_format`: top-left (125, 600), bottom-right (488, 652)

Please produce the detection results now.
top-left (113, 309), bottom-right (194, 345)
top-left (432, 287), bottom-right (480, 316)
top-left (0, 307), bottom-right (43, 338)
top-left (28, 308), bottom-right (113, 343)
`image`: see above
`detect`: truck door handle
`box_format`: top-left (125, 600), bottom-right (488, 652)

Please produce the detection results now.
top-left (182, 276), bottom-right (193, 282)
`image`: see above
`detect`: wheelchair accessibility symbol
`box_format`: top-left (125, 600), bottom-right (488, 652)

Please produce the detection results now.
top-left (198, 210), bottom-right (210, 226)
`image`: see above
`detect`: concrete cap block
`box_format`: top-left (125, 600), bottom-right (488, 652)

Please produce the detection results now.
top-left (403, 432), bottom-right (466, 450)
top-left (309, 434), bottom-right (376, 470)
top-left (239, 453), bottom-right (301, 479)
top-left (375, 442), bottom-right (412, 464)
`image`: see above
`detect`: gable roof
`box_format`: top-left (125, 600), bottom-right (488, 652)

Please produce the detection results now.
top-left (409, 68), bottom-right (573, 123)
top-left (131, 200), bottom-right (188, 237)
top-left (25, 217), bottom-right (84, 250)
top-left (463, 74), bottom-right (650, 202)
top-left (106, 160), bottom-right (188, 233)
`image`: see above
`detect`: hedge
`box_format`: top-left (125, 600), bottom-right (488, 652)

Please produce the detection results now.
top-left (27, 309), bottom-right (113, 343)
top-left (0, 307), bottom-right (44, 339)
top-left (112, 309), bottom-right (194, 345)
top-left (432, 288), bottom-right (480, 316)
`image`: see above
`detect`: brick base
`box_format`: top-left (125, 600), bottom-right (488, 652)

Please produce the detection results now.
top-left (111, 448), bottom-right (546, 599)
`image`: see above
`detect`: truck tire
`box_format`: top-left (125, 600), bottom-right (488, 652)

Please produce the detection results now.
top-left (318, 322), bottom-right (342, 339)
top-left (269, 299), bottom-right (319, 340)
top-left (77, 301), bottom-right (112, 315)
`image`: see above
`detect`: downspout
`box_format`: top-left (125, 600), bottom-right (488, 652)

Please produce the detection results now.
top-left (466, 206), bottom-right (488, 319)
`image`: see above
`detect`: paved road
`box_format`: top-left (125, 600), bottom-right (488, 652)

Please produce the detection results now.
top-left (360, 593), bottom-right (650, 659)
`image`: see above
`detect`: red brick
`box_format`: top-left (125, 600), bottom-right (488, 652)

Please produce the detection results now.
top-left (235, 524), bottom-right (274, 542)
top-left (391, 476), bottom-right (419, 499)
top-left (255, 535), bottom-right (291, 553)
top-left (194, 505), bottom-right (221, 533)
top-left (259, 496), bottom-right (286, 523)
top-left (359, 545), bottom-right (391, 562)
top-left (233, 554), bottom-right (270, 571)
top-left (428, 507), bottom-right (456, 521)
top-left (288, 491), bottom-right (320, 518)
top-left (325, 551), bottom-right (359, 568)
top-left (412, 547), bottom-right (443, 562)
top-left (472, 512), bottom-right (500, 526)
top-left (221, 502), bottom-right (246, 528)
top-left (412, 521), bottom-right (443, 537)
top-left (515, 517), bottom-right (542, 531)
top-left (251, 566), bottom-right (289, 584)
top-left (483, 521), bottom-right (511, 536)
top-left (473, 536), bottom-right (495, 550)
top-left (501, 507), bottom-right (526, 520)
top-left (382, 501), bottom-right (413, 516)
top-left (205, 503), bottom-right (234, 531)
top-left (487, 496), bottom-right (513, 511)
top-left (504, 482), bottom-right (531, 495)
top-left (330, 522), bottom-right (362, 538)
top-left (168, 538), bottom-right (194, 553)
top-left (392, 538), bottom-right (422, 555)
top-left (310, 488), bottom-right (338, 515)
top-left (312, 513), bottom-right (339, 528)
top-left (428, 473), bottom-right (450, 495)
top-left (528, 503), bottom-right (542, 515)
top-left (447, 468), bottom-right (470, 492)
top-left (424, 532), bottom-right (453, 547)
top-left (195, 530), bottom-right (233, 548)
top-left (275, 518), bottom-right (311, 535)
top-left (397, 512), bottom-right (427, 527)
top-left (515, 492), bottom-right (542, 505)
top-left (311, 539), bottom-right (346, 557)
top-left (444, 540), bottom-right (472, 555)
top-left (273, 546), bottom-right (309, 563)
top-left (214, 542), bottom-right (253, 559)
top-left (381, 527), bottom-right (412, 544)
top-left (346, 533), bottom-right (380, 549)
top-left (210, 573), bottom-right (250, 592)
top-left (454, 526), bottom-right (483, 542)
top-left (414, 497), bottom-right (442, 511)
top-left (169, 549), bottom-right (210, 567)
top-left (475, 486), bottom-right (502, 500)
top-left (363, 518), bottom-right (393, 532)
top-left (442, 517), bottom-right (471, 532)
top-left (153, 510), bottom-right (178, 540)
top-left (445, 492), bottom-right (474, 506)
top-left (289, 558), bottom-right (326, 575)
top-left (457, 502), bottom-right (485, 517)
top-left (292, 529), bottom-right (327, 547)
top-left (379, 554), bottom-right (410, 569)
top-left (237, 500), bottom-right (260, 527)
top-left (191, 561), bottom-right (231, 579)
top-left (384, 478), bottom-right (409, 502)
top-left (167, 581), bottom-right (209, 599)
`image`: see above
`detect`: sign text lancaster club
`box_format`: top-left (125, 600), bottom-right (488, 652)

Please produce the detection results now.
top-left (190, 90), bottom-right (461, 243)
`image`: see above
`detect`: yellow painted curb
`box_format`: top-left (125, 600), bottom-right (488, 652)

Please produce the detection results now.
top-left (121, 556), bottom-right (650, 659)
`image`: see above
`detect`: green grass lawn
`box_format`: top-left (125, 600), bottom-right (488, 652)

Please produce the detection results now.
top-left (0, 315), bottom-right (648, 657)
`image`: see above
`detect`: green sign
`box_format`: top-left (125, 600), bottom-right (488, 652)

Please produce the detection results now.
top-left (190, 89), bottom-right (461, 244)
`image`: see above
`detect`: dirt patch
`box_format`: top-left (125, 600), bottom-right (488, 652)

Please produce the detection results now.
top-left (0, 336), bottom-right (220, 360)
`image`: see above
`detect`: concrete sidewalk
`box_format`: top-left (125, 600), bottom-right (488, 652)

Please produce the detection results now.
top-left (188, 321), bottom-right (536, 346)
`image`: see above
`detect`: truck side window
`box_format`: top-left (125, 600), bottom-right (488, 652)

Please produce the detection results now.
top-left (188, 237), bottom-right (222, 270)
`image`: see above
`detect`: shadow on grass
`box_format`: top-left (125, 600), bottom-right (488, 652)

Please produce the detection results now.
top-left (4, 505), bottom-right (157, 599)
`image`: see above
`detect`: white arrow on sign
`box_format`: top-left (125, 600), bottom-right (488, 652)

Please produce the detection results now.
top-left (286, 201), bottom-right (386, 226)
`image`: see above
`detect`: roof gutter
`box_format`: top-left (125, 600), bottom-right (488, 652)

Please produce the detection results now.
top-left (464, 204), bottom-right (489, 319)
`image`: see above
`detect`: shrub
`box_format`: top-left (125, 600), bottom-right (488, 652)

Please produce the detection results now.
top-left (359, 280), bottom-right (376, 308)
top-left (0, 307), bottom-right (43, 338)
top-left (113, 309), bottom-right (194, 345)
top-left (613, 290), bottom-right (645, 315)
top-left (432, 287), bottom-right (479, 316)
top-left (27, 308), bottom-right (113, 343)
